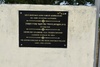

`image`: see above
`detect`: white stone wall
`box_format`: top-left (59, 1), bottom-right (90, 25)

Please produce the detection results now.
top-left (0, 4), bottom-right (96, 67)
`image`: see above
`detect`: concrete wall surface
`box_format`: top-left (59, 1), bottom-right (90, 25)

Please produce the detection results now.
top-left (0, 4), bottom-right (97, 67)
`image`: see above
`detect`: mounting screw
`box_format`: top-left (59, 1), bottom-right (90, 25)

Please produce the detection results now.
top-left (20, 12), bottom-right (22, 14)
top-left (21, 44), bottom-right (23, 46)
top-left (64, 44), bottom-right (66, 46)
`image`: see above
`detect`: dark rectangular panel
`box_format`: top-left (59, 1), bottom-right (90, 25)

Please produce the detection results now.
top-left (19, 11), bottom-right (68, 48)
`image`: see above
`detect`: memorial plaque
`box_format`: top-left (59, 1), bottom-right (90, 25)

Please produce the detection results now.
top-left (19, 11), bottom-right (68, 48)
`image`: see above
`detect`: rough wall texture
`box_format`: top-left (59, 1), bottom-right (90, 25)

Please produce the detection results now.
top-left (0, 4), bottom-right (96, 67)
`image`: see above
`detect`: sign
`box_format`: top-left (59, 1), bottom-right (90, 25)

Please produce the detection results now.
top-left (19, 11), bottom-right (68, 48)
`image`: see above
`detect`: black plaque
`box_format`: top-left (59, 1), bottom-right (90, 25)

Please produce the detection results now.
top-left (19, 11), bottom-right (68, 48)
